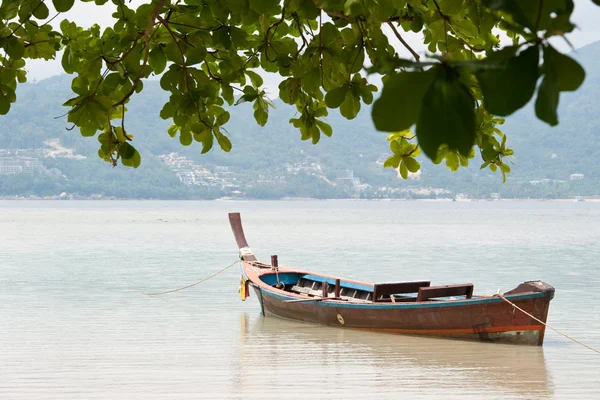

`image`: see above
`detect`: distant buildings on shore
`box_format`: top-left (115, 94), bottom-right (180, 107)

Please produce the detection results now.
top-left (0, 155), bottom-right (42, 175)
top-left (0, 139), bottom-right (85, 176)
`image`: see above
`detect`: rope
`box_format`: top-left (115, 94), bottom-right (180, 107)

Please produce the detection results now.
top-left (497, 294), bottom-right (600, 354)
top-left (140, 260), bottom-right (240, 296)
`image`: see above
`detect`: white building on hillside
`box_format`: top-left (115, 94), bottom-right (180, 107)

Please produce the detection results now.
top-left (569, 173), bottom-right (584, 181)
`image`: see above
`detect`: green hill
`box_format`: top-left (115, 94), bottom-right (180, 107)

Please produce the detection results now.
top-left (1, 41), bottom-right (600, 199)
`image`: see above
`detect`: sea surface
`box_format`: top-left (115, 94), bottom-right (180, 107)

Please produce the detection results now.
top-left (1, 200), bottom-right (599, 399)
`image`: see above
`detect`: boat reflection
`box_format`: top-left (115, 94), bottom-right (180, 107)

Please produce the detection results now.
top-left (234, 313), bottom-right (553, 399)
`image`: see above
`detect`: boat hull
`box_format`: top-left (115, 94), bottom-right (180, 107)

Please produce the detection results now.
top-left (252, 285), bottom-right (552, 345)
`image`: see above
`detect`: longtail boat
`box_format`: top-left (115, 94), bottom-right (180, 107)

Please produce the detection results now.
top-left (229, 213), bottom-right (555, 345)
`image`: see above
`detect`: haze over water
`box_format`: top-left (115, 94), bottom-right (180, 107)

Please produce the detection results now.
top-left (1, 200), bottom-right (599, 399)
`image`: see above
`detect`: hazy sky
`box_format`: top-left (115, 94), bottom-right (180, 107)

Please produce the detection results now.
top-left (26, 0), bottom-right (600, 91)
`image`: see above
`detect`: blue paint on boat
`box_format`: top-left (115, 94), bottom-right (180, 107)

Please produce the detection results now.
top-left (260, 273), bottom-right (301, 286)
top-left (301, 274), bottom-right (373, 292)
top-left (257, 272), bottom-right (374, 292)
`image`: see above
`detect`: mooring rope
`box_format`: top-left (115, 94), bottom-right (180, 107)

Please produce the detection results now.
top-left (140, 260), bottom-right (240, 296)
top-left (497, 294), bottom-right (600, 354)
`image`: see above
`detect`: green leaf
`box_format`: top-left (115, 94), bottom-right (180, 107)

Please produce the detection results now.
top-left (33, 2), bottom-right (50, 19)
top-left (399, 162), bottom-right (408, 179)
top-left (372, 70), bottom-right (436, 132)
top-left (482, 0), bottom-right (536, 30)
top-left (416, 68), bottom-right (476, 159)
top-left (120, 142), bottom-right (135, 159)
top-left (325, 87), bottom-right (348, 108)
top-left (476, 46), bottom-right (539, 116)
top-left (216, 131), bottom-right (232, 152)
top-left (149, 48), bottom-right (167, 74)
top-left (315, 120), bottom-right (332, 137)
top-left (167, 125), bottom-right (178, 138)
top-left (438, 0), bottom-right (463, 15)
top-left (180, 129), bottom-right (193, 146)
top-left (339, 90), bottom-right (360, 119)
top-left (230, 26), bottom-right (248, 49)
top-left (383, 154), bottom-right (401, 169)
top-left (185, 46), bottom-right (207, 66)
top-left (302, 67), bottom-right (321, 94)
top-left (249, 0), bottom-right (279, 14)
top-left (221, 84), bottom-right (234, 105)
top-left (544, 45), bottom-right (585, 92)
top-left (61, 48), bottom-right (77, 74)
top-left (390, 139), bottom-right (401, 154)
top-left (533, 44), bottom-right (582, 126)
top-left (246, 70), bottom-right (264, 87)
top-left (23, 32), bottom-right (55, 60)
top-left (201, 131), bottom-right (214, 154)
top-left (253, 98), bottom-right (269, 126)
top-left (52, 0), bottom-right (75, 13)
top-left (535, 77), bottom-right (559, 126)
top-left (121, 146), bottom-right (141, 168)
top-left (445, 152), bottom-right (460, 171)
top-left (0, 92), bottom-right (10, 115)
top-left (403, 156), bottom-right (420, 173)
top-left (5, 37), bottom-right (24, 60)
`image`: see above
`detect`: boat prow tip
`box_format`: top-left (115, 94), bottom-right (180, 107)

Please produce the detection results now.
top-left (228, 212), bottom-right (257, 261)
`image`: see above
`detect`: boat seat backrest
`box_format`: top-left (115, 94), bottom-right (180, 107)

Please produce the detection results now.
top-left (373, 281), bottom-right (431, 301)
top-left (416, 284), bottom-right (474, 302)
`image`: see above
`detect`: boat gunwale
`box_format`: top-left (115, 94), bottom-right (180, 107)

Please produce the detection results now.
top-left (242, 261), bottom-right (553, 310)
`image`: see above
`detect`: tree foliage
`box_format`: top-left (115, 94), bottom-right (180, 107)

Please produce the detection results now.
top-left (0, 0), bottom-right (593, 179)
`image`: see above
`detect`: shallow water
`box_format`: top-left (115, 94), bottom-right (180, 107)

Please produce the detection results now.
top-left (1, 200), bottom-right (599, 399)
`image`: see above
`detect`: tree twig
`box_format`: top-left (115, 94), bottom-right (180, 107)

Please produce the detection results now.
top-left (387, 22), bottom-right (420, 62)
top-left (319, 10), bottom-right (324, 88)
top-left (40, 12), bottom-right (61, 28)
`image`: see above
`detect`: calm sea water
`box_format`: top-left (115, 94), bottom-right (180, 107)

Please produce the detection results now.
top-left (1, 200), bottom-right (599, 399)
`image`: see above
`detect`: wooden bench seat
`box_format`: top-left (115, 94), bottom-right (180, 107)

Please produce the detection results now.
top-left (373, 281), bottom-right (431, 302)
top-left (416, 284), bottom-right (474, 302)
top-left (291, 278), bottom-right (372, 301)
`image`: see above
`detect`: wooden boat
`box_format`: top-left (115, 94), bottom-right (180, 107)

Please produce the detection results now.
top-left (229, 213), bottom-right (555, 345)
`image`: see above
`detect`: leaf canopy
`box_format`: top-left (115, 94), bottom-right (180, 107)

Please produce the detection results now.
top-left (0, 0), bottom-right (593, 179)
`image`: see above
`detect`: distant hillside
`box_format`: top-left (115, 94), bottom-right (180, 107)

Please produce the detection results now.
top-left (1, 41), bottom-right (600, 199)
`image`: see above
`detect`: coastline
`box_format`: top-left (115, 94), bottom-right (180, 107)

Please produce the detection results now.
top-left (1, 196), bottom-right (599, 202)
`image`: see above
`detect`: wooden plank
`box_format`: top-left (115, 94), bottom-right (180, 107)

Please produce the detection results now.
top-left (416, 284), bottom-right (474, 302)
top-left (291, 285), bottom-right (314, 295)
top-left (373, 281), bottom-right (431, 301)
top-left (290, 285), bottom-right (369, 302)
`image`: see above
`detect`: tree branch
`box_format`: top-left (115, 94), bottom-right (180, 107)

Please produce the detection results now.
top-left (292, 13), bottom-right (309, 58)
top-left (265, 5), bottom-right (286, 41)
top-left (387, 22), bottom-right (420, 62)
